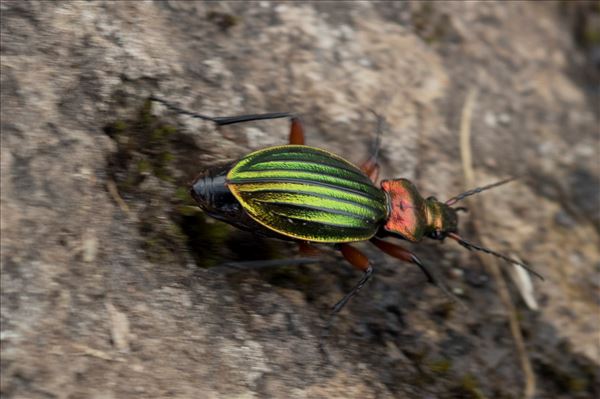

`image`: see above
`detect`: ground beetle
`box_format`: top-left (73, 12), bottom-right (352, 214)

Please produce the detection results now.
top-left (151, 96), bottom-right (542, 321)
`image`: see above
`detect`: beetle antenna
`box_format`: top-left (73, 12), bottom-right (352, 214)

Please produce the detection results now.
top-left (447, 233), bottom-right (544, 280)
top-left (445, 177), bottom-right (516, 206)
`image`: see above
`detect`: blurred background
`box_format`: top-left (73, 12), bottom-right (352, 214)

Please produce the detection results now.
top-left (1, 1), bottom-right (598, 398)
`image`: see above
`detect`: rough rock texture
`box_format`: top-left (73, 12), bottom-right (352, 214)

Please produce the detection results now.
top-left (1, 1), bottom-right (598, 398)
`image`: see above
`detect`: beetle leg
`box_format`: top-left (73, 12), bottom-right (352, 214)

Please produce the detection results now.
top-left (297, 241), bottom-right (320, 256)
top-left (289, 117), bottom-right (305, 145)
top-left (150, 96), bottom-right (293, 126)
top-left (370, 237), bottom-right (434, 281)
top-left (370, 237), bottom-right (463, 306)
top-left (360, 157), bottom-right (380, 183)
top-left (334, 244), bottom-right (374, 314)
top-left (313, 244), bottom-right (374, 316)
top-left (359, 111), bottom-right (385, 183)
top-left (320, 244), bottom-right (374, 355)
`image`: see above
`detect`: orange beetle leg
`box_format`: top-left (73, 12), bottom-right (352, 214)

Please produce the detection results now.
top-left (289, 117), bottom-right (305, 145)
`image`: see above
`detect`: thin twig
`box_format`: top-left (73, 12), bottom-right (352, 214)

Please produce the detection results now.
top-left (71, 343), bottom-right (118, 361)
top-left (459, 90), bottom-right (477, 186)
top-left (459, 88), bottom-right (536, 399)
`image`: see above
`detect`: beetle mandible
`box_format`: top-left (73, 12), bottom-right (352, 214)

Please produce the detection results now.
top-left (151, 96), bottom-right (542, 320)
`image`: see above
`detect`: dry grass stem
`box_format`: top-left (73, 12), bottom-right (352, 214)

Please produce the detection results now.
top-left (459, 88), bottom-right (536, 399)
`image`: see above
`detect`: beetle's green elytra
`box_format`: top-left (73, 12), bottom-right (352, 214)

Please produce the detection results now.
top-left (227, 145), bottom-right (388, 242)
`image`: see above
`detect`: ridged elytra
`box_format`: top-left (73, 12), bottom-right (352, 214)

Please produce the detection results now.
top-left (227, 145), bottom-right (388, 243)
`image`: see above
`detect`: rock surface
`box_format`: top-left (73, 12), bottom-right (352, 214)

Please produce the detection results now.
top-left (1, 1), bottom-right (598, 398)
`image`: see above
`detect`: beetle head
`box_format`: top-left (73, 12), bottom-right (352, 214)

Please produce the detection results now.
top-left (424, 196), bottom-right (459, 240)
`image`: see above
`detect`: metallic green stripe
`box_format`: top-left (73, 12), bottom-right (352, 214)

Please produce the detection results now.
top-left (231, 170), bottom-right (379, 196)
top-left (232, 145), bottom-right (371, 181)
top-left (248, 156), bottom-right (368, 179)
top-left (247, 160), bottom-right (368, 181)
top-left (246, 145), bottom-right (351, 163)
top-left (259, 205), bottom-right (375, 242)
top-left (228, 177), bottom-right (374, 198)
top-left (266, 203), bottom-right (369, 228)
top-left (252, 191), bottom-right (380, 220)
top-left (233, 182), bottom-right (384, 211)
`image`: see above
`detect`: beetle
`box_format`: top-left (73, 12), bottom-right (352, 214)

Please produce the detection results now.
top-left (151, 96), bottom-right (542, 320)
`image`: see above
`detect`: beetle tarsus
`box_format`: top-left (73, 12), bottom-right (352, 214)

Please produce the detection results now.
top-left (149, 95), bottom-right (218, 123)
top-left (409, 253), bottom-right (467, 309)
top-left (150, 96), bottom-right (293, 126)
top-left (368, 109), bottom-right (385, 161)
top-left (319, 266), bottom-right (374, 354)
top-left (332, 265), bottom-right (374, 315)
top-left (329, 244), bottom-right (374, 315)
top-left (370, 237), bottom-right (465, 307)
top-left (210, 112), bottom-right (293, 126)
top-left (359, 110), bottom-right (386, 183)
